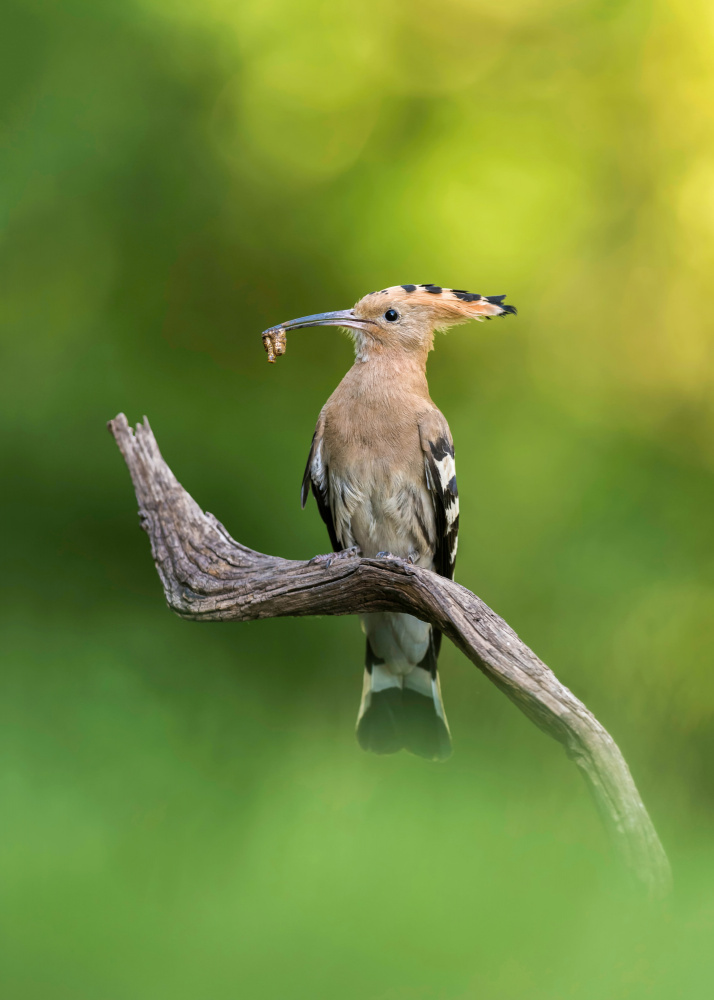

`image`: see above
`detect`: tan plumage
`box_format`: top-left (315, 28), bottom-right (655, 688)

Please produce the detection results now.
top-left (270, 284), bottom-right (516, 759)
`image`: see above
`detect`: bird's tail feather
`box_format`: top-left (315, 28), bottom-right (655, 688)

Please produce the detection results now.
top-left (356, 637), bottom-right (451, 761)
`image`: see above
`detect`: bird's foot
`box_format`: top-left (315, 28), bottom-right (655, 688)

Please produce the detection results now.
top-left (375, 551), bottom-right (418, 565)
top-left (309, 545), bottom-right (361, 569)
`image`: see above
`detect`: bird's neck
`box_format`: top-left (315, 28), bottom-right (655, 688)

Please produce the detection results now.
top-left (349, 330), bottom-right (434, 372)
top-left (350, 329), bottom-right (434, 369)
top-left (338, 348), bottom-right (431, 404)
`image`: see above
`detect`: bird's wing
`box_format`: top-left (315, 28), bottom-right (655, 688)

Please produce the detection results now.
top-left (419, 409), bottom-right (459, 580)
top-left (301, 412), bottom-right (342, 552)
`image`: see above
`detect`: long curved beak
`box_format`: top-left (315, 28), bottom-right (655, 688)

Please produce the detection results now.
top-left (271, 309), bottom-right (375, 333)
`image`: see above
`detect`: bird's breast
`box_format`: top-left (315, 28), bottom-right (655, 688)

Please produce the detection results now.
top-left (322, 421), bottom-right (435, 564)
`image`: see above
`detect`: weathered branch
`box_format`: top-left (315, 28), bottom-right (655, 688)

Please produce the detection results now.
top-left (108, 413), bottom-right (672, 898)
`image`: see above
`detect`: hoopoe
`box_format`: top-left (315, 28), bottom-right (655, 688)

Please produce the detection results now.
top-left (266, 284), bottom-right (516, 760)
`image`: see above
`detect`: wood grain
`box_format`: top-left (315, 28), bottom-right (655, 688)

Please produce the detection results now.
top-left (108, 413), bottom-right (672, 898)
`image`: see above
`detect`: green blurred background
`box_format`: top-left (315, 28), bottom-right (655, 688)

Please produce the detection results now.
top-left (2, 0), bottom-right (714, 996)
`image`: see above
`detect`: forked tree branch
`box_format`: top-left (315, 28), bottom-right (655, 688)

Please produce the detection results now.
top-left (108, 413), bottom-right (672, 898)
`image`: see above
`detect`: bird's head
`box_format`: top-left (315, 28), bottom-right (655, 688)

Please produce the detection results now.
top-left (268, 284), bottom-right (516, 362)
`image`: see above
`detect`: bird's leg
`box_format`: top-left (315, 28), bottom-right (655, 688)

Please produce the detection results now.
top-left (309, 545), bottom-right (361, 569)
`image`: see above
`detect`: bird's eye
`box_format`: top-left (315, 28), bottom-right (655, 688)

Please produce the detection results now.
top-left (384, 309), bottom-right (399, 322)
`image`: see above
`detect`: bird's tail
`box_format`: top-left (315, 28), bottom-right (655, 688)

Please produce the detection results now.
top-left (356, 633), bottom-right (452, 761)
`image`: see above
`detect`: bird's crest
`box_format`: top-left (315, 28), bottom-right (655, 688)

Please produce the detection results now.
top-left (362, 284), bottom-right (517, 323)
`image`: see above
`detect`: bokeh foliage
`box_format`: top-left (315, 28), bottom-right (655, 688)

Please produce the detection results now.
top-left (2, 0), bottom-right (714, 996)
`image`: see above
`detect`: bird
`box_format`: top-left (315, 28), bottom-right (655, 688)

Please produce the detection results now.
top-left (269, 284), bottom-right (516, 760)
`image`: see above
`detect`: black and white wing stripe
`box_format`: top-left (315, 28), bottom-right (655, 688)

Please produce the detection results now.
top-left (301, 413), bottom-right (342, 553)
top-left (419, 411), bottom-right (459, 581)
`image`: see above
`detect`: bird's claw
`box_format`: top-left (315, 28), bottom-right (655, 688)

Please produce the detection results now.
top-left (375, 551), bottom-right (418, 565)
top-left (309, 545), bottom-right (361, 569)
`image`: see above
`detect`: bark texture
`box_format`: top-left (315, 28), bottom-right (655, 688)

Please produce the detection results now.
top-left (108, 413), bottom-right (672, 898)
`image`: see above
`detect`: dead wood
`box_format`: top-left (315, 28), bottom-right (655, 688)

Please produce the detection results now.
top-left (108, 413), bottom-right (672, 898)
